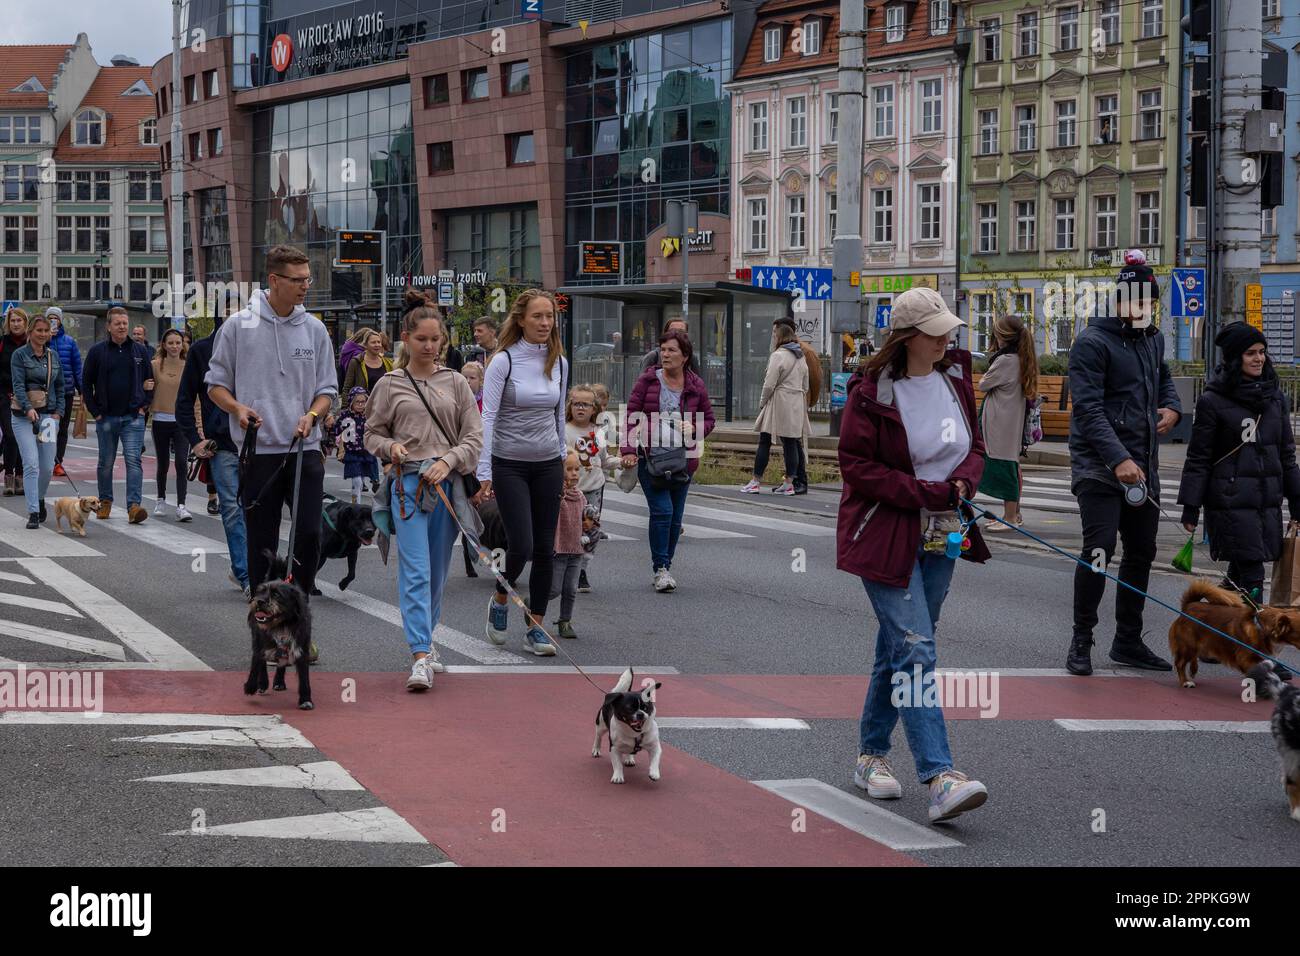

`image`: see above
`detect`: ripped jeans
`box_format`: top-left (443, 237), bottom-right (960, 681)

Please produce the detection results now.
top-left (858, 546), bottom-right (956, 783)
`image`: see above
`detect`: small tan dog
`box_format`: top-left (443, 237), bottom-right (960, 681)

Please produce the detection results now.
top-left (54, 496), bottom-right (101, 537)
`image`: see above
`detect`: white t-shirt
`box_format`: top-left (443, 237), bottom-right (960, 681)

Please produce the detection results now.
top-left (892, 370), bottom-right (971, 483)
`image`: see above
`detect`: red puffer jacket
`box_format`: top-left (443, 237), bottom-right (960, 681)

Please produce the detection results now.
top-left (836, 350), bottom-right (990, 588)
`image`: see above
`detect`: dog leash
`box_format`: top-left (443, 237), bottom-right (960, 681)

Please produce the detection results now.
top-left (284, 438), bottom-right (306, 585)
top-left (963, 496), bottom-right (1291, 669)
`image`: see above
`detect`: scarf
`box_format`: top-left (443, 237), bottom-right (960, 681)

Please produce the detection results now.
top-left (554, 486), bottom-right (586, 555)
top-left (1207, 363), bottom-right (1278, 414)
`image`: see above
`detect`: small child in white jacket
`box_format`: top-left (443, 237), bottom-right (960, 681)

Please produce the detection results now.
top-left (565, 384), bottom-right (610, 593)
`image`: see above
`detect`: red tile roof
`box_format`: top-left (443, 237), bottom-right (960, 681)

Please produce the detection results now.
top-left (0, 43), bottom-right (74, 103)
top-left (733, 0), bottom-right (840, 82)
top-left (54, 67), bottom-right (159, 164)
top-left (865, 0), bottom-right (958, 59)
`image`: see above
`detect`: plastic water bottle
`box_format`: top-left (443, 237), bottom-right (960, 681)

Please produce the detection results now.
top-left (945, 532), bottom-right (964, 560)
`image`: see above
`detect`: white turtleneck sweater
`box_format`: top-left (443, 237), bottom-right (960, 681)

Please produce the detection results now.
top-left (476, 340), bottom-right (568, 480)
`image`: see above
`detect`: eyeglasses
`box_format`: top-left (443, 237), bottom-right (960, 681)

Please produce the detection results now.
top-left (571, 402), bottom-right (594, 408)
top-left (272, 273), bottom-right (314, 287)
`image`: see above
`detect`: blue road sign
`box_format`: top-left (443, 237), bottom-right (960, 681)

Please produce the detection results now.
top-left (750, 266), bottom-right (833, 300)
top-left (1, 300), bottom-right (18, 317)
top-left (1171, 268), bottom-right (1206, 318)
top-left (875, 304), bottom-right (892, 328)
top-left (437, 281), bottom-right (455, 306)
top-left (521, 0), bottom-right (542, 18)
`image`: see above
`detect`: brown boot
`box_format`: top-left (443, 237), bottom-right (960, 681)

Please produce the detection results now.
top-left (3, 473), bottom-right (14, 496)
top-left (95, 500), bottom-right (112, 519)
top-left (13, 473), bottom-right (23, 496)
top-left (128, 504), bottom-right (148, 524)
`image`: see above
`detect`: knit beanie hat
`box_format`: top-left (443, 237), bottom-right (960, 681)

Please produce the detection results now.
top-left (1215, 322), bottom-right (1266, 367)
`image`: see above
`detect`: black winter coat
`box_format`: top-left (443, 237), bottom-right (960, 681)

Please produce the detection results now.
top-left (1176, 369), bottom-right (1300, 563)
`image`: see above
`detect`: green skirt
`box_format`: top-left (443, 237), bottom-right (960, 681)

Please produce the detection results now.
top-left (978, 457), bottom-right (1021, 502)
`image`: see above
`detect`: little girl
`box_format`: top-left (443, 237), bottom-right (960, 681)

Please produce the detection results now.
top-left (548, 451), bottom-right (587, 639)
top-left (566, 385), bottom-right (610, 593)
top-left (462, 360), bottom-right (484, 412)
top-left (333, 386), bottom-right (380, 502)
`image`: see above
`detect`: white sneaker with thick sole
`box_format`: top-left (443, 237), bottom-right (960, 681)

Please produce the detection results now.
top-left (406, 657), bottom-right (435, 691)
top-left (774, 481), bottom-right (795, 496)
top-left (853, 755), bottom-right (903, 799)
top-left (485, 595), bottom-right (509, 645)
top-left (654, 568), bottom-right (673, 592)
top-left (927, 770), bottom-right (988, 822)
top-left (153, 500), bottom-right (166, 516)
top-left (740, 479), bottom-right (761, 494)
top-left (175, 504), bottom-right (193, 522)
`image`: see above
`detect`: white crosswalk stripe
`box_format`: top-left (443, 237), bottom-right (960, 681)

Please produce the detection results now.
top-left (976, 473), bottom-right (1184, 515)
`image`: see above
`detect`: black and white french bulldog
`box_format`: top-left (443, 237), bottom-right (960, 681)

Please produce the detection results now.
top-left (592, 667), bottom-right (663, 784)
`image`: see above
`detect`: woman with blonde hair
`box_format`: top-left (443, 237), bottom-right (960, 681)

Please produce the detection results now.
top-left (743, 320), bottom-right (811, 496)
top-left (150, 328), bottom-right (193, 520)
top-left (475, 289), bottom-right (568, 655)
top-left (0, 307), bottom-right (29, 496)
top-left (978, 313), bottom-right (1039, 530)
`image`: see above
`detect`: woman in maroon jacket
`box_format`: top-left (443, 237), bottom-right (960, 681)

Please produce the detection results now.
top-left (620, 330), bottom-right (716, 592)
top-left (836, 288), bottom-right (990, 824)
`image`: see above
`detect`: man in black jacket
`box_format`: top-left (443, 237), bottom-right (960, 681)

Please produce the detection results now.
top-left (177, 314), bottom-right (249, 597)
top-left (1066, 261), bottom-right (1182, 675)
top-left (82, 307), bottom-right (154, 523)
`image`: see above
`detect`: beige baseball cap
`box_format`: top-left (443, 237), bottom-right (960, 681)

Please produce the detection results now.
top-left (889, 287), bottom-right (964, 337)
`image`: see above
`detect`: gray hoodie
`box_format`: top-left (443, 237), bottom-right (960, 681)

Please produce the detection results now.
top-left (205, 288), bottom-right (337, 453)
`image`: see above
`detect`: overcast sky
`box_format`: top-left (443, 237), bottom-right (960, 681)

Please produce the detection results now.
top-left (9, 0), bottom-right (175, 68)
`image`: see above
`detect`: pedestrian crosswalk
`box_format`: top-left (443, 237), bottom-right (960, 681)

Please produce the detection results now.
top-left (975, 472), bottom-right (1185, 516)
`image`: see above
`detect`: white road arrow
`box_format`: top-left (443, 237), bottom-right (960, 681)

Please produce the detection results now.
top-left (817, 283), bottom-right (830, 297)
top-left (805, 273), bottom-right (814, 295)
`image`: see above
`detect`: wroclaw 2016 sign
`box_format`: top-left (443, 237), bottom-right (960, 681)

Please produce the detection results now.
top-left (263, 0), bottom-right (422, 84)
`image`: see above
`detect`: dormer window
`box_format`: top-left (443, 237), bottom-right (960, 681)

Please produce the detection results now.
top-left (802, 18), bottom-right (822, 55)
top-left (74, 109), bottom-right (103, 146)
top-left (12, 75), bottom-right (46, 93)
top-left (885, 6), bottom-right (906, 42)
top-left (763, 26), bottom-right (782, 62)
top-left (140, 118), bottom-right (158, 146)
top-left (121, 79), bottom-right (151, 96)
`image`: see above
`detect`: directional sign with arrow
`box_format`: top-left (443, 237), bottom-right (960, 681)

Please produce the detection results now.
top-left (751, 266), bottom-right (833, 300)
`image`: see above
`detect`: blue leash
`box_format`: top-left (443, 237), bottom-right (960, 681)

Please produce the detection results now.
top-left (958, 496), bottom-right (1292, 671)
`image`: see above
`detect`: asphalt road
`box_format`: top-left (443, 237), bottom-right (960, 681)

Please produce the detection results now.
top-left (0, 433), bottom-right (1296, 866)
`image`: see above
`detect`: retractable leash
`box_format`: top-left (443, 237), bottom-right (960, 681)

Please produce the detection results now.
top-left (284, 438), bottom-right (306, 584)
top-left (961, 496), bottom-right (1291, 670)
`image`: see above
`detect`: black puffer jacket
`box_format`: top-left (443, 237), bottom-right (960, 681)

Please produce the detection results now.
top-left (1177, 367), bottom-right (1300, 562)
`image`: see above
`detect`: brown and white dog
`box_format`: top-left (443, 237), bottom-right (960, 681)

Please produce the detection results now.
top-left (1169, 581), bottom-right (1300, 688)
top-left (53, 496), bottom-right (101, 537)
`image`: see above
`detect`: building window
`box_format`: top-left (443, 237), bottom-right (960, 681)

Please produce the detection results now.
top-left (919, 79), bottom-right (943, 134)
top-left (787, 96), bottom-right (807, 148)
top-left (747, 196), bottom-right (768, 252)
top-left (1056, 100), bottom-right (1077, 147)
top-left (75, 216), bottom-right (92, 252)
top-left (56, 216), bottom-right (71, 252)
top-left (2, 268), bottom-right (18, 303)
top-left (56, 267), bottom-right (72, 301)
top-left (2, 216), bottom-right (38, 253)
top-left (56, 170), bottom-right (71, 201)
top-left (979, 109), bottom-right (999, 154)
top-left (750, 102), bottom-right (768, 152)
top-left (185, 74), bottom-right (198, 104)
top-left (918, 183), bottom-right (941, 241)
top-left (827, 190), bottom-right (838, 241)
top-left (1096, 94), bottom-right (1119, 143)
top-left (1015, 201), bottom-right (1037, 251)
top-left (1263, 206), bottom-right (1277, 236)
top-left (872, 188), bottom-right (893, 244)
top-left (1016, 105), bottom-right (1037, 151)
top-left (504, 61), bottom-right (531, 96)
top-left (802, 19), bottom-right (821, 55)
top-left (95, 215), bottom-right (111, 251)
top-left (129, 267), bottom-right (149, 303)
top-left (129, 216), bottom-right (149, 252)
top-left (1017, 12), bottom-right (1039, 57)
top-left (0, 115), bottom-right (42, 144)
top-left (189, 131), bottom-right (203, 160)
top-left (1138, 89), bottom-right (1162, 139)
top-left (2, 164), bottom-right (38, 201)
top-left (1054, 198), bottom-right (1076, 249)
top-left (981, 19), bottom-right (1001, 61)
top-left (75, 267), bottom-right (92, 300)
top-left (428, 141), bottom-right (454, 174)
top-left (786, 194), bottom-right (806, 248)
top-left (426, 74), bottom-right (449, 105)
top-left (1100, 0), bottom-right (1121, 45)
top-left (208, 128), bottom-right (224, 157)
top-left (94, 170), bottom-right (111, 201)
top-left (198, 187), bottom-right (229, 278)
top-left (929, 0), bottom-right (951, 35)
top-left (507, 132), bottom-right (535, 165)
top-left (885, 5), bottom-right (906, 42)
top-left (1137, 191), bottom-right (1160, 245)
top-left (205, 69), bottom-right (220, 98)
top-left (140, 118), bottom-right (158, 145)
top-left (1095, 194), bottom-right (1118, 247)
top-left (977, 202), bottom-right (998, 253)
top-left (1058, 6), bottom-right (1080, 50)
top-left (872, 85), bottom-right (895, 138)
top-left (971, 293), bottom-right (994, 351)
top-left (70, 170), bottom-right (91, 201)
top-left (1187, 203), bottom-right (1206, 240)
top-left (763, 26), bottom-right (781, 62)
top-left (128, 170), bottom-right (163, 202)
top-left (73, 110), bottom-right (103, 146)
top-left (1264, 0), bottom-right (1279, 16)
top-left (463, 68), bottom-right (489, 101)
top-left (827, 94), bottom-right (840, 145)
top-left (1141, 0), bottom-right (1163, 38)
top-left (446, 205), bottom-right (541, 283)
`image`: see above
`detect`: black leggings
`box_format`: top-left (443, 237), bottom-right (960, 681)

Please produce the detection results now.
top-left (151, 419), bottom-right (190, 503)
top-left (492, 455), bottom-right (565, 617)
top-left (0, 411), bottom-right (18, 476)
top-left (55, 395), bottom-right (72, 464)
top-left (753, 432), bottom-right (807, 485)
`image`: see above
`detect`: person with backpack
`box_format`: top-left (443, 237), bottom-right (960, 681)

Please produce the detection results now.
top-left (978, 314), bottom-right (1039, 531)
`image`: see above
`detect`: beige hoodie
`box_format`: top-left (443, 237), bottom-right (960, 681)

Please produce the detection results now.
top-left (364, 365), bottom-right (483, 475)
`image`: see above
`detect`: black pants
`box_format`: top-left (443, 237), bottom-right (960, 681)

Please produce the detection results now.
top-left (753, 432), bottom-right (807, 486)
top-left (492, 455), bottom-right (564, 617)
top-left (151, 420), bottom-right (190, 503)
top-left (242, 449), bottom-right (324, 596)
top-left (0, 410), bottom-right (18, 477)
top-left (1226, 560), bottom-right (1266, 599)
top-left (55, 393), bottom-right (73, 464)
top-left (1073, 479), bottom-right (1160, 646)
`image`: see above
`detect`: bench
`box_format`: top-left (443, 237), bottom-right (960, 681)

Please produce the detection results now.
top-left (973, 373), bottom-right (1071, 439)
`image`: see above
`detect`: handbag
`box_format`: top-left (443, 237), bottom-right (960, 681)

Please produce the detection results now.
top-left (72, 396), bottom-right (88, 439)
top-left (643, 444), bottom-right (690, 487)
top-left (10, 350), bottom-right (52, 412)
top-left (1023, 395), bottom-right (1044, 449)
top-left (1272, 521), bottom-right (1300, 606)
top-left (186, 449), bottom-right (211, 485)
top-left (403, 369), bottom-right (482, 500)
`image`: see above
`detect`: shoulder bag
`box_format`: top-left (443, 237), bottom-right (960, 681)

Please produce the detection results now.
top-left (403, 368), bottom-right (482, 500)
top-left (10, 349), bottom-right (52, 412)
top-left (641, 374), bottom-right (691, 488)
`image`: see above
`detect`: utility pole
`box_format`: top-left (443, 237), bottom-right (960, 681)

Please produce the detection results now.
top-left (831, 0), bottom-right (865, 436)
top-left (170, 0), bottom-right (185, 331)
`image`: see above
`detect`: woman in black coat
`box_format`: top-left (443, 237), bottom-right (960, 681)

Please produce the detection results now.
top-left (1178, 323), bottom-right (1300, 604)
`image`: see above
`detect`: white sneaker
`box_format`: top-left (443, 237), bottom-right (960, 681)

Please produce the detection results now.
top-left (153, 500), bottom-right (166, 516)
top-left (774, 481), bottom-right (795, 496)
top-left (740, 479), bottom-right (761, 494)
top-left (927, 770), bottom-right (988, 822)
top-left (427, 648), bottom-right (445, 674)
top-left (406, 657), bottom-right (435, 691)
top-left (662, 569), bottom-right (677, 591)
top-left (175, 504), bottom-right (193, 522)
top-left (853, 755), bottom-right (903, 799)
top-left (654, 568), bottom-right (675, 593)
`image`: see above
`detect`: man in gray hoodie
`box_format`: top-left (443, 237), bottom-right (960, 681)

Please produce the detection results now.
top-left (206, 245), bottom-right (337, 596)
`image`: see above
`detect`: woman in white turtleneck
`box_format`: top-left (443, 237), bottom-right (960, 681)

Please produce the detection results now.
top-left (474, 290), bottom-right (568, 657)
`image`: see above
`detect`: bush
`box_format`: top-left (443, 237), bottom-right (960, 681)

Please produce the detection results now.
top-left (1037, 353), bottom-right (1068, 376)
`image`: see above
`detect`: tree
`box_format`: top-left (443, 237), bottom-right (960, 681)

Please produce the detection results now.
top-left (446, 281), bottom-right (538, 345)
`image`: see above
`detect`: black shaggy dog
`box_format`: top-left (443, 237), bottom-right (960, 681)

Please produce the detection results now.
top-left (462, 496), bottom-right (509, 578)
top-left (245, 552), bottom-right (314, 710)
top-left (311, 499), bottom-right (376, 596)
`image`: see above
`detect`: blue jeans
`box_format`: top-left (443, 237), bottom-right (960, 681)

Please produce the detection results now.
top-left (210, 449), bottom-right (248, 587)
top-left (858, 547), bottom-right (956, 783)
top-left (95, 413), bottom-right (145, 506)
top-left (392, 472), bottom-right (457, 655)
top-left (11, 413), bottom-right (56, 514)
top-left (637, 460), bottom-right (690, 571)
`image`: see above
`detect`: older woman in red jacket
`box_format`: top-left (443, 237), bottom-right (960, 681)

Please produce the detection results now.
top-left (837, 288), bottom-right (990, 825)
top-left (619, 329), bottom-right (716, 593)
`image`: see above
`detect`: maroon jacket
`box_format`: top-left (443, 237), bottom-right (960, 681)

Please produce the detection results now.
top-left (836, 350), bottom-right (990, 588)
top-left (621, 366), bottom-right (717, 474)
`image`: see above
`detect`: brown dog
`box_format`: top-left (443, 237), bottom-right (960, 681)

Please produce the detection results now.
top-left (53, 496), bottom-right (101, 537)
top-left (1169, 581), bottom-right (1300, 688)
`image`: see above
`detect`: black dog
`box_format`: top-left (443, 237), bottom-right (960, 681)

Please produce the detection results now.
top-left (311, 499), bottom-right (376, 596)
top-left (462, 497), bottom-right (509, 578)
top-left (244, 552), bottom-right (314, 710)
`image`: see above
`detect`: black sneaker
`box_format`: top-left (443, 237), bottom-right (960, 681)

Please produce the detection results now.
top-left (207, 497), bottom-right (220, 516)
top-left (578, 570), bottom-right (591, 593)
top-left (38, 499), bottom-right (47, 523)
top-left (1066, 636), bottom-right (1094, 676)
top-left (25, 512), bottom-right (39, 530)
top-left (1109, 641), bottom-right (1173, 671)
